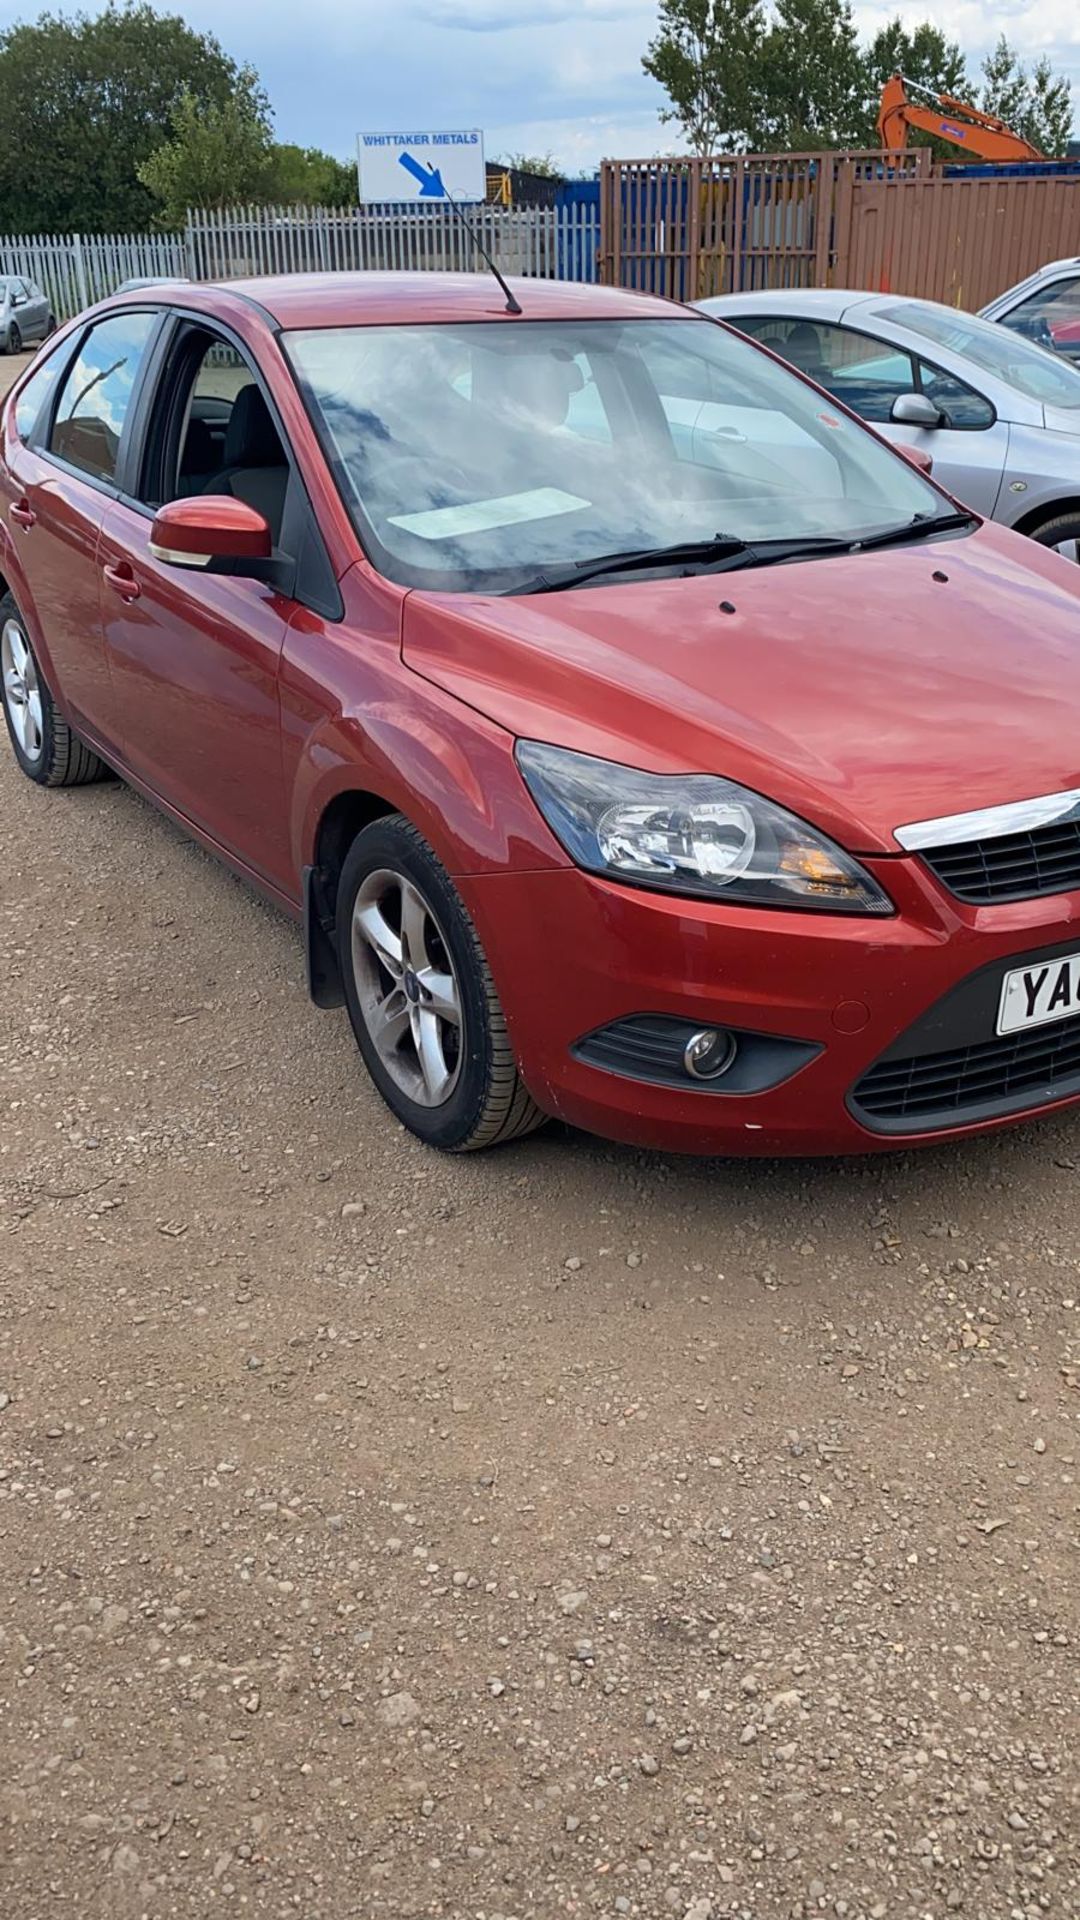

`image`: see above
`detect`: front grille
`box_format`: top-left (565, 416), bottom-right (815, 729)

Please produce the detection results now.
top-left (921, 821), bottom-right (1080, 904)
top-left (853, 1010), bottom-right (1080, 1130)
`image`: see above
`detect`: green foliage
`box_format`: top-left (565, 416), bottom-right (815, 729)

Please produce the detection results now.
top-left (980, 35), bottom-right (1074, 157)
top-left (861, 19), bottom-right (968, 150)
top-left (0, 2), bottom-right (239, 230)
top-left (643, 0), bottom-right (771, 154)
top-left (138, 65), bottom-right (274, 224)
top-left (758, 0), bottom-right (866, 149)
top-left (642, 3), bottom-right (1075, 160)
top-left (492, 152), bottom-right (567, 180)
top-left (265, 144), bottom-right (357, 207)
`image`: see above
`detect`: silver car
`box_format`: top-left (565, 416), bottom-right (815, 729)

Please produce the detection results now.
top-left (1, 275), bottom-right (55, 353)
top-left (981, 257), bottom-right (1080, 367)
top-left (696, 289), bottom-right (1080, 561)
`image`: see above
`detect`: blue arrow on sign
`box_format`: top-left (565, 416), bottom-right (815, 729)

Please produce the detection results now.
top-left (399, 151), bottom-right (446, 197)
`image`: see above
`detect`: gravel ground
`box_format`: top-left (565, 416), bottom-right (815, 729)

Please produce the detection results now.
top-left (1, 351), bottom-right (1078, 1920)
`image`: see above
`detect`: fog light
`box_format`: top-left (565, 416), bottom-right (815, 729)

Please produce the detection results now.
top-left (683, 1028), bottom-right (736, 1080)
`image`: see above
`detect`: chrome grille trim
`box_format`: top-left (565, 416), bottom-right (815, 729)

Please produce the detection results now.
top-left (895, 787), bottom-right (1080, 853)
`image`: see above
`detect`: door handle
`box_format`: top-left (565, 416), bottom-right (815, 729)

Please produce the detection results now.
top-left (102, 562), bottom-right (141, 604)
top-left (10, 499), bottom-right (36, 529)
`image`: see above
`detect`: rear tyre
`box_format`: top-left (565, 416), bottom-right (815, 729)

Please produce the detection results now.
top-left (1030, 512), bottom-right (1080, 564)
top-left (336, 814), bottom-right (546, 1152)
top-left (0, 592), bottom-right (110, 786)
top-left (7, 321), bottom-right (21, 354)
top-left (44, 313), bottom-right (57, 337)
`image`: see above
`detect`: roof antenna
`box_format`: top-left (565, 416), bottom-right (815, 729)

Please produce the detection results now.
top-left (424, 164), bottom-right (522, 315)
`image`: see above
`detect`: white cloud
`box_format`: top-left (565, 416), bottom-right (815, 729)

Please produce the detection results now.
top-left (0, 0), bottom-right (1072, 174)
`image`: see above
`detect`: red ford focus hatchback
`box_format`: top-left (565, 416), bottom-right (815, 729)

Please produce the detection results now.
top-left (4, 272), bottom-right (1080, 1155)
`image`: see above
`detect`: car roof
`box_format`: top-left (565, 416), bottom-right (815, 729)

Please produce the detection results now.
top-left (106, 271), bottom-right (692, 329)
top-left (698, 288), bottom-right (881, 323)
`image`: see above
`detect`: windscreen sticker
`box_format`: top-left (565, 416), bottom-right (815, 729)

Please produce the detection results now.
top-left (388, 488), bottom-right (590, 541)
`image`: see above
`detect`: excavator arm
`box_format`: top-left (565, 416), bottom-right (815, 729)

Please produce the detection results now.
top-left (878, 74), bottom-right (1045, 162)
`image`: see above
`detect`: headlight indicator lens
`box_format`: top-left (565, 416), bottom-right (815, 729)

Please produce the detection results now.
top-left (516, 742), bottom-right (893, 915)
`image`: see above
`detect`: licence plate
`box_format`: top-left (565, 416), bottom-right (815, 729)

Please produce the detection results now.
top-left (997, 952), bottom-right (1080, 1035)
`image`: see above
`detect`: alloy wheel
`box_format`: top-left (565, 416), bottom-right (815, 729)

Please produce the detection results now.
top-left (1, 617), bottom-right (44, 764)
top-left (350, 868), bottom-right (464, 1107)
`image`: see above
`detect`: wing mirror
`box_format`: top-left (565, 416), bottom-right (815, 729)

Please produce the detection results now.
top-left (149, 496), bottom-right (272, 575)
top-left (896, 443), bottom-right (934, 475)
top-left (890, 392), bottom-right (943, 429)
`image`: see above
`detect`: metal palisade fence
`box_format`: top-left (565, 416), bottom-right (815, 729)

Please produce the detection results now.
top-left (184, 202), bottom-right (599, 286)
top-left (0, 202), bottom-right (601, 324)
top-left (0, 231), bottom-right (188, 320)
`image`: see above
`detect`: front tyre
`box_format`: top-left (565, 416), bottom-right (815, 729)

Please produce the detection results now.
top-left (337, 815), bottom-right (545, 1151)
top-left (7, 321), bottom-right (21, 354)
top-left (1030, 512), bottom-right (1080, 565)
top-left (0, 592), bottom-right (109, 786)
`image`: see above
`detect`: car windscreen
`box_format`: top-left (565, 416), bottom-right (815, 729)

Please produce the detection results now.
top-left (284, 317), bottom-right (943, 593)
top-left (880, 300), bottom-right (1080, 409)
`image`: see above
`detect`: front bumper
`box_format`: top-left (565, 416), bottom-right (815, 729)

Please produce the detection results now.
top-left (461, 856), bottom-right (1080, 1155)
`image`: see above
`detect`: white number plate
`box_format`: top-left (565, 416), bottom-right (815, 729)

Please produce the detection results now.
top-left (998, 952), bottom-right (1080, 1035)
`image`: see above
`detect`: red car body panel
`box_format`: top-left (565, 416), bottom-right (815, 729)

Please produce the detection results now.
top-left (5, 272), bottom-right (1080, 1156)
top-left (279, 565), bottom-right (567, 887)
top-left (97, 498), bottom-right (294, 893)
top-left (461, 861), bottom-right (1080, 1153)
top-left (403, 521), bottom-right (1080, 859)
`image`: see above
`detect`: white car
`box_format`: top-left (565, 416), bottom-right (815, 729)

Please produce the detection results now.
top-left (981, 257), bottom-right (1080, 367)
top-left (697, 288), bottom-right (1080, 562)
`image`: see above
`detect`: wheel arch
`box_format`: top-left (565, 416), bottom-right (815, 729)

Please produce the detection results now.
top-left (1011, 495), bottom-right (1080, 540)
top-left (303, 786), bottom-right (400, 1009)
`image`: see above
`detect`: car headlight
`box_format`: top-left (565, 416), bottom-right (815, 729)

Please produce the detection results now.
top-left (516, 742), bottom-right (893, 915)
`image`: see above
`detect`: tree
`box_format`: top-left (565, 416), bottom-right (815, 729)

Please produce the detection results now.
top-left (265, 145), bottom-right (356, 206)
top-left (492, 152), bottom-right (566, 180)
top-left (0, 3), bottom-right (240, 230)
top-left (980, 36), bottom-right (1073, 157)
top-left (861, 19), bottom-right (968, 148)
top-left (642, 5), bottom-right (1075, 161)
top-left (643, 0), bottom-right (771, 155)
top-left (138, 66), bottom-right (274, 223)
top-left (758, 0), bottom-right (866, 149)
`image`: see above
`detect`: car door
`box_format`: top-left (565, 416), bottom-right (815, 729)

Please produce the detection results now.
top-left (733, 315), bottom-right (1007, 517)
top-left (3, 307), bottom-right (160, 737)
top-left (898, 354), bottom-right (1008, 517)
top-left (95, 321), bottom-right (309, 897)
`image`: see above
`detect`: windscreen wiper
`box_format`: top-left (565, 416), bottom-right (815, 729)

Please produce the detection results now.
top-left (844, 509), bottom-right (976, 552)
top-left (513, 512), bottom-right (975, 595)
top-left (711, 513), bottom-right (976, 573)
top-left (516, 535), bottom-right (761, 594)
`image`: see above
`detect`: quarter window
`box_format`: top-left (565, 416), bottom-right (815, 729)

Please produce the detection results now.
top-left (12, 345), bottom-right (66, 440)
top-left (915, 359), bottom-right (994, 429)
top-left (48, 310), bottom-right (156, 483)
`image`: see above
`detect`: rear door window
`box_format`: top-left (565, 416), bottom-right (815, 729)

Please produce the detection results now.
top-left (48, 310), bottom-right (156, 484)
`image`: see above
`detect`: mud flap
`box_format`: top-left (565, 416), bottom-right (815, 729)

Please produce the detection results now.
top-left (303, 864), bottom-right (345, 1009)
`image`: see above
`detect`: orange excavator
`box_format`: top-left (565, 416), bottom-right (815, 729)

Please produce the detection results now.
top-left (878, 73), bottom-right (1046, 162)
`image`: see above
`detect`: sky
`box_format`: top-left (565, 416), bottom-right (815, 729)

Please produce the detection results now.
top-left (1, 0), bottom-right (1076, 170)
